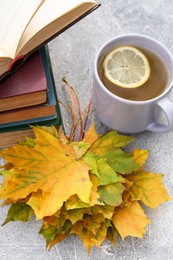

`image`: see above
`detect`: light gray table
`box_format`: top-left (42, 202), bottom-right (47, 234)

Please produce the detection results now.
top-left (1, 1), bottom-right (173, 259)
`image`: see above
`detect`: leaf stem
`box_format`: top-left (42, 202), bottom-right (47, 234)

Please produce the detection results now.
top-left (61, 78), bottom-right (93, 142)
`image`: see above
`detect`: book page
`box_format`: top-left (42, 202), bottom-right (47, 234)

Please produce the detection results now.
top-left (0, 49), bottom-right (11, 59)
top-left (16, 0), bottom-right (97, 56)
top-left (0, 49), bottom-right (13, 76)
top-left (0, 0), bottom-right (44, 58)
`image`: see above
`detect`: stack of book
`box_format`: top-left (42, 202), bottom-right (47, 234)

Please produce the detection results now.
top-left (0, 46), bottom-right (61, 148)
top-left (0, 0), bottom-right (100, 148)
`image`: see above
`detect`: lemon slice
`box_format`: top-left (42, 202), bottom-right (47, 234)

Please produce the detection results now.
top-left (103, 45), bottom-right (150, 88)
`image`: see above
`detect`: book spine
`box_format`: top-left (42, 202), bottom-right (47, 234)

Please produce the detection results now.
top-left (39, 45), bottom-right (62, 121)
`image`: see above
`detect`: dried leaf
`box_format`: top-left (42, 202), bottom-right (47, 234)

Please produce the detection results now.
top-left (0, 127), bottom-right (92, 219)
top-left (98, 183), bottom-right (125, 206)
top-left (127, 171), bottom-right (172, 208)
top-left (64, 207), bottom-right (92, 224)
top-left (71, 221), bottom-right (96, 253)
top-left (96, 158), bottom-right (125, 185)
top-left (106, 226), bottom-right (117, 247)
top-left (103, 149), bottom-right (139, 174)
top-left (39, 225), bottom-right (59, 249)
top-left (133, 149), bottom-right (149, 166)
top-left (91, 221), bottom-right (108, 247)
top-left (112, 201), bottom-right (151, 240)
top-left (0, 121), bottom-right (172, 253)
top-left (2, 202), bottom-right (33, 225)
top-left (71, 215), bottom-right (108, 252)
top-left (43, 212), bottom-right (66, 229)
top-left (72, 142), bottom-right (91, 157)
top-left (82, 213), bottom-right (105, 235)
top-left (40, 220), bottom-right (71, 250)
top-left (89, 131), bottom-right (134, 156)
top-left (92, 204), bottom-right (115, 219)
top-left (83, 152), bottom-right (99, 176)
top-left (65, 195), bottom-right (89, 210)
top-left (88, 174), bottom-right (104, 206)
top-left (72, 123), bottom-right (99, 157)
top-left (47, 233), bottom-right (67, 250)
top-left (82, 122), bottom-right (99, 145)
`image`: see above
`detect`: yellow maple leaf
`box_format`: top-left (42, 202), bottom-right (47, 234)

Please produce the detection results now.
top-left (40, 221), bottom-right (70, 250)
top-left (0, 121), bottom-right (172, 253)
top-left (127, 171), bottom-right (172, 208)
top-left (71, 221), bottom-right (96, 253)
top-left (71, 216), bottom-right (108, 253)
top-left (82, 213), bottom-right (105, 235)
top-left (47, 233), bottom-right (67, 250)
top-left (0, 127), bottom-right (92, 219)
top-left (43, 212), bottom-right (66, 229)
top-left (91, 221), bottom-right (108, 247)
top-left (92, 204), bottom-right (115, 219)
top-left (72, 123), bottom-right (99, 157)
top-left (82, 122), bottom-right (99, 144)
top-left (106, 226), bottom-right (117, 247)
top-left (112, 201), bottom-right (151, 240)
top-left (88, 173), bottom-right (104, 206)
top-left (133, 149), bottom-right (149, 166)
top-left (64, 207), bottom-right (92, 224)
top-left (65, 195), bottom-right (89, 210)
top-left (89, 131), bottom-right (134, 156)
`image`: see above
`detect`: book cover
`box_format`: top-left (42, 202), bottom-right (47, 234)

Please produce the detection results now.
top-left (0, 116), bottom-right (62, 148)
top-left (0, 0), bottom-right (100, 80)
top-left (0, 45), bottom-right (61, 128)
top-left (0, 51), bottom-right (48, 112)
top-left (0, 45), bottom-right (62, 148)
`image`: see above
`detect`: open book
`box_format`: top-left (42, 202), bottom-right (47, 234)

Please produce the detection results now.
top-left (0, 0), bottom-right (99, 79)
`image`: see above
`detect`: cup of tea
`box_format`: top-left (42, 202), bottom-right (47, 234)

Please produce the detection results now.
top-left (92, 34), bottom-right (173, 133)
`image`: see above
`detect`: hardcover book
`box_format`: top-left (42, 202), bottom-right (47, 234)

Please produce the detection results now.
top-left (0, 51), bottom-right (48, 112)
top-left (0, 0), bottom-right (100, 80)
top-left (0, 46), bottom-right (62, 147)
top-left (0, 47), bottom-right (58, 125)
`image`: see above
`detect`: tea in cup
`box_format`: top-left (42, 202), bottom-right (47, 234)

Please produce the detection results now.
top-left (92, 34), bottom-right (173, 133)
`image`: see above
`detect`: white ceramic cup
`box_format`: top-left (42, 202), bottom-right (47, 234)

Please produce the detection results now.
top-left (92, 34), bottom-right (173, 133)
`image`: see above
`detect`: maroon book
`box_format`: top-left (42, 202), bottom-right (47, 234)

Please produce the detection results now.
top-left (0, 51), bottom-right (48, 112)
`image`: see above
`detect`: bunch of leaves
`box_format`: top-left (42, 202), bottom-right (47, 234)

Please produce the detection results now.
top-left (0, 124), bottom-right (172, 252)
top-left (0, 79), bottom-right (172, 253)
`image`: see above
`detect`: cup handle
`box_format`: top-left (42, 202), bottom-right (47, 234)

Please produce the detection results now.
top-left (147, 97), bottom-right (173, 133)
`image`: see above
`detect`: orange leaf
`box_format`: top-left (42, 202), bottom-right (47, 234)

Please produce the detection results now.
top-left (112, 201), bottom-right (151, 240)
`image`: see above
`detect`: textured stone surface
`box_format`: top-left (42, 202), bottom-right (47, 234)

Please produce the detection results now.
top-left (1, 0), bottom-right (173, 259)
